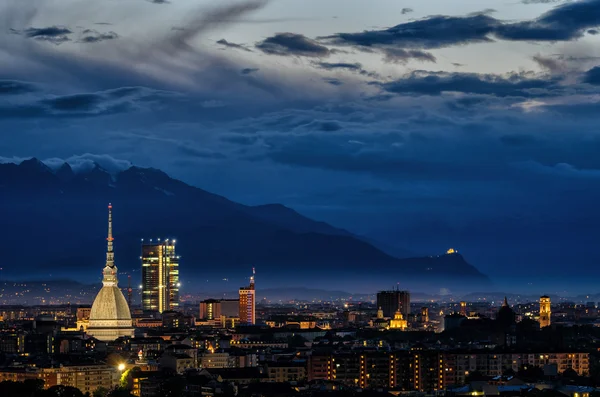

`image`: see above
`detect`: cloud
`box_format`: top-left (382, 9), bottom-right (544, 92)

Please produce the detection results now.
top-left (521, 0), bottom-right (568, 4)
top-left (217, 38), bottom-right (252, 51)
top-left (495, 0), bottom-right (600, 41)
top-left (256, 32), bottom-right (331, 57)
top-left (583, 66), bottom-right (600, 84)
top-left (401, 8), bottom-right (413, 15)
top-left (382, 48), bottom-right (437, 64)
top-left (380, 70), bottom-right (561, 97)
top-left (319, 0), bottom-right (600, 57)
top-left (23, 26), bottom-right (72, 44)
top-left (43, 153), bottom-right (132, 174)
top-left (323, 78), bottom-right (343, 86)
top-left (320, 14), bottom-right (498, 49)
top-left (0, 80), bottom-right (36, 95)
top-left (314, 62), bottom-right (363, 71)
top-left (79, 29), bottom-right (119, 43)
top-left (0, 86), bottom-right (177, 118)
top-left (241, 67), bottom-right (259, 74)
top-left (532, 55), bottom-right (565, 72)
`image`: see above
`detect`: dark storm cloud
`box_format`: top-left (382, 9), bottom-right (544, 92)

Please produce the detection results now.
top-left (583, 66), bottom-right (600, 84)
top-left (495, 0), bottom-right (600, 41)
top-left (241, 67), bottom-right (259, 74)
top-left (319, 0), bottom-right (600, 55)
top-left (380, 71), bottom-right (560, 97)
top-left (589, 29), bottom-right (599, 34)
top-left (0, 80), bottom-right (36, 95)
top-left (382, 48), bottom-right (437, 64)
top-left (23, 26), bottom-right (72, 44)
top-left (217, 38), bottom-right (252, 51)
top-left (321, 14), bottom-right (498, 49)
top-left (256, 32), bottom-right (331, 57)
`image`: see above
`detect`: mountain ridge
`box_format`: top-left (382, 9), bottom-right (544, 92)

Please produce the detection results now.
top-left (0, 157), bottom-right (490, 293)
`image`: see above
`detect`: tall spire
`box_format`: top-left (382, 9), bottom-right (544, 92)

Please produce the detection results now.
top-left (106, 203), bottom-right (115, 268)
top-left (250, 267), bottom-right (255, 290)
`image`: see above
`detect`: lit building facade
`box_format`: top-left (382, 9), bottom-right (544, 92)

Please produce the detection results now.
top-left (141, 239), bottom-right (180, 313)
top-left (308, 350), bottom-right (589, 391)
top-left (199, 299), bottom-right (239, 320)
top-left (239, 269), bottom-right (256, 325)
top-left (540, 295), bottom-right (551, 328)
top-left (377, 289), bottom-right (410, 318)
top-left (389, 310), bottom-right (408, 330)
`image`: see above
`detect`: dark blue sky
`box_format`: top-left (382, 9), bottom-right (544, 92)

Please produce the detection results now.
top-left (2, 0), bottom-right (600, 286)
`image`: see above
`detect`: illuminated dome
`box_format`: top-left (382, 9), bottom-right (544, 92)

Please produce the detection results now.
top-left (87, 204), bottom-right (134, 342)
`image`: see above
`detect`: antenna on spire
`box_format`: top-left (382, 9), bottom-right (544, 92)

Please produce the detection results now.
top-left (106, 203), bottom-right (115, 268)
top-left (250, 267), bottom-right (255, 290)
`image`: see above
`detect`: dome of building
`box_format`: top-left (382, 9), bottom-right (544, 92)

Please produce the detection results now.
top-left (89, 277), bottom-right (132, 322)
top-left (496, 296), bottom-right (516, 328)
top-left (87, 204), bottom-right (134, 342)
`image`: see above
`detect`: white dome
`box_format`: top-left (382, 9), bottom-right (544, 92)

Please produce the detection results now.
top-left (89, 285), bottom-right (132, 321)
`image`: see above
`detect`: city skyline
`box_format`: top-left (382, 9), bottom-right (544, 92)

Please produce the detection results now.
top-left (2, 0), bottom-right (600, 283)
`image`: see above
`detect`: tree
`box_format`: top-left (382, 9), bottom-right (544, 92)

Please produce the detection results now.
top-left (45, 385), bottom-right (84, 397)
top-left (107, 388), bottom-right (135, 397)
top-left (92, 387), bottom-right (109, 397)
top-left (119, 367), bottom-right (142, 389)
top-left (157, 377), bottom-right (186, 397)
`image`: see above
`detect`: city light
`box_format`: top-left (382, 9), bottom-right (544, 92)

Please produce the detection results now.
top-left (118, 363), bottom-right (125, 371)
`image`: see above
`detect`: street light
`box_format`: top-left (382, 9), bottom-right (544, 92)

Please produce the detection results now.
top-left (118, 363), bottom-right (126, 372)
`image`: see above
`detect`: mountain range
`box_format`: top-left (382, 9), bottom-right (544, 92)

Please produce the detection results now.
top-left (0, 158), bottom-right (491, 293)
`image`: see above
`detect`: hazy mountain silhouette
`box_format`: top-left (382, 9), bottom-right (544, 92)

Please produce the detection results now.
top-left (0, 158), bottom-right (490, 292)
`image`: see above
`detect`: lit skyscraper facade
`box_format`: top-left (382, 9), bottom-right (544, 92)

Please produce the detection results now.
top-left (141, 239), bottom-right (180, 313)
top-left (239, 268), bottom-right (255, 325)
top-left (377, 289), bottom-right (410, 318)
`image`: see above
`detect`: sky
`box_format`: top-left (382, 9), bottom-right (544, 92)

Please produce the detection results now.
top-left (2, 0), bottom-right (600, 286)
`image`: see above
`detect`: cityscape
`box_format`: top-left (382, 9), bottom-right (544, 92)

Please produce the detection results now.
top-left (0, 204), bottom-right (599, 397)
top-left (3, 0), bottom-right (600, 396)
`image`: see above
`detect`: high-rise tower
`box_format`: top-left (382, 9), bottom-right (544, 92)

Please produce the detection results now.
top-left (539, 295), bottom-right (551, 328)
top-left (141, 239), bottom-right (180, 313)
top-left (239, 268), bottom-right (256, 325)
top-left (87, 204), bottom-right (134, 341)
top-left (377, 289), bottom-right (410, 318)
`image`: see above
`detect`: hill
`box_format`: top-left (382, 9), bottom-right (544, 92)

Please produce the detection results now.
top-left (0, 158), bottom-right (490, 292)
